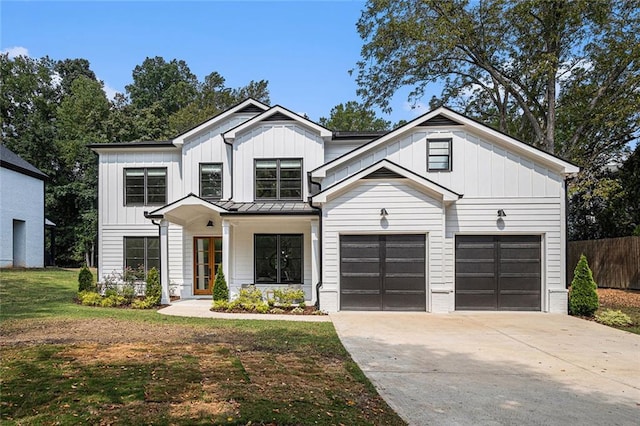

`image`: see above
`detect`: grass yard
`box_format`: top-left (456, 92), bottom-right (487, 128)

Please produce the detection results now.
top-left (597, 288), bottom-right (640, 335)
top-left (0, 269), bottom-right (405, 425)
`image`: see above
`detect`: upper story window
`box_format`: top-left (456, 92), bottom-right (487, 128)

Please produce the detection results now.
top-left (200, 163), bottom-right (223, 199)
top-left (427, 138), bottom-right (452, 171)
top-left (255, 159), bottom-right (302, 200)
top-left (124, 168), bottom-right (167, 206)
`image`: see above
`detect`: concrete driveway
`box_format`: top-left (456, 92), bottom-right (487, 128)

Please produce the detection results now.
top-left (330, 312), bottom-right (640, 425)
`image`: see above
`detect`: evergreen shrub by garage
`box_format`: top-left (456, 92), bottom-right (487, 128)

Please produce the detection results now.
top-left (569, 254), bottom-right (599, 317)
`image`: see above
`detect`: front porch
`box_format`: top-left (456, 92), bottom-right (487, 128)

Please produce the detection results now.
top-left (146, 194), bottom-right (321, 305)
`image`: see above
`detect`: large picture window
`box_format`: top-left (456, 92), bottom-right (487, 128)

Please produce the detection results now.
top-left (254, 234), bottom-right (303, 284)
top-left (427, 139), bottom-right (452, 171)
top-left (124, 236), bottom-right (160, 274)
top-left (200, 163), bottom-right (223, 199)
top-left (124, 168), bottom-right (167, 205)
top-left (255, 159), bottom-right (302, 200)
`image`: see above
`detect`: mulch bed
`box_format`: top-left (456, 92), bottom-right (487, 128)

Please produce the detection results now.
top-left (597, 288), bottom-right (640, 308)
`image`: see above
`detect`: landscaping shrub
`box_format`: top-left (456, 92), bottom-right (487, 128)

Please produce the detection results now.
top-left (212, 268), bottom-right (229, 301)
top-left (595, 309), bottom-right (633, 327)
top-left (145, 267), bottom-right (161, 306)
top-left (569, 254), bottom-right (599, 317)
top-left (131, 298), bottom-right (152, 309)
top-left (100, 294), bottom-right (126, 307)
top-left (78, 291), bottom-right (102, 306)
top-left (272, 287), bottom-right (305, 307)
top-left (211, 299), bottom-right (229, 310)
top-left (78, 265), bottom-right (94, 292)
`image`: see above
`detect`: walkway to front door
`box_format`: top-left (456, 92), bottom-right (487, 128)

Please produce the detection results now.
top-left (193, 236), bottom-right (222, 295)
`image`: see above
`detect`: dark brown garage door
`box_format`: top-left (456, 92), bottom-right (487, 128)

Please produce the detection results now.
top-left (340, 234), bottom-right (426, 311)
top-left (455, 235), bottom-right (541, 311)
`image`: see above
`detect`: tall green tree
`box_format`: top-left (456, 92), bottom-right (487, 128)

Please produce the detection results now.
top-left (356, 0), bottom-right (639, 164)
top-left (319, 101), bottom-right (390, 131)
top-left (0, 54), bottom-right (59, 175)
top-left (54, 75), bottom-right (110, 265)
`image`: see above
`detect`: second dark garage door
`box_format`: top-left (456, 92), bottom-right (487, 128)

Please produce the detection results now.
top-left (455, 235), bottom-right (541, 311)
top-left (340, 234), bottom-right (426, 311)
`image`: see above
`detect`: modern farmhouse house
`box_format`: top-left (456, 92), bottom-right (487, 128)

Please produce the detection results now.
top-left (90, 98), bottom-right (579, 312)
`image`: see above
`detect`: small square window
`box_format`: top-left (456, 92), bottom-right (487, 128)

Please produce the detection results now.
top-left (428, 139), bottom-right (452, 171)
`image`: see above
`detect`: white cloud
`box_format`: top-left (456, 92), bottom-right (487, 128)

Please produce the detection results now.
top-left (102, 82), bottom-right (119, 101)
top-left (1, 46), bottom-right (29, 58)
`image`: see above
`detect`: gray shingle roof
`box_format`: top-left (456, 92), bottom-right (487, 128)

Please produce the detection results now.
top-left (0, 145), bottom-right (47, 180)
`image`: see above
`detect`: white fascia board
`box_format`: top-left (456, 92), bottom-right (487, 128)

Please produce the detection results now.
top-left (148, 194), bottom-right (227, 217)
top-left (435, 109), bottom-right (580, 174)
top-left (173, 98), bottom-right (269, 146)
top-left (311, 106), bottom-right (579, 178)
top-left (90, 145), bottom-right (179, 155)
top-left (222, 105), bottom-right (332, 142)
top-left (312, 159), bottom-right (461, 203)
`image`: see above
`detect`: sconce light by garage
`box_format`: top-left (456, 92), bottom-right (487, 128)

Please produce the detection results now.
top-left (497, 209), bottom-right (507, 218)
top-left (206, 220), bottom-right (214, 227)
top-left (380, 208), bottom-right (388, 217)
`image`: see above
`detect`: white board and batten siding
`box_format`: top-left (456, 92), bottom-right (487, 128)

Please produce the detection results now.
top-left (181, 114), bottom-right (256, 200)
top-left (320, 180), bottom-right (445, 313)
top-left (232, 124), bottom-right (325, 202)
top-left (97, 149), bottom-right (183, 282)
top-left (318, 126), bottom-right (569, 313)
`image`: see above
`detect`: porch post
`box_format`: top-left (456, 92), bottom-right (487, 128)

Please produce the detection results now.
top-left (160, 219), bottom-right (170, 305)
top-left (222, 219), bottom-right (231, 292)
top-left (311, 219), bottom-right (320, 304)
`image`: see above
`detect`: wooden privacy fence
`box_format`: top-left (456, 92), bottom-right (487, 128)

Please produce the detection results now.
top-left (568, 236), bottom-right (640, 290)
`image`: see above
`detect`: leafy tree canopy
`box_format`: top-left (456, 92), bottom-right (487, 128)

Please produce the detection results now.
top-left (319, 101), bottom-right (390, 131)
top-left (356, 0), bottom-right (640, 166)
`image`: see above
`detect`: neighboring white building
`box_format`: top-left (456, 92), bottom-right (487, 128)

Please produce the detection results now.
top-left (90, 99), bottom-right (579, 312)
top-left (0, 145), bottom-right (47, 268)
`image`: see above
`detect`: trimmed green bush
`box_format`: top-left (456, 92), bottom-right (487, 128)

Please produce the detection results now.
top-left (131, 298), bottom-right (152, 309)
top-left (78, 291), bottom-right (102, 306)
top-left (212, 268), bottom-right (229, 301)
top-left (595, 309), bottom-right (633, 327)
top-left (569, 254), bottom-right (599, 317)
top-left (145, 267), bottom-right (161, 306)
top-left (78, 265), bottom-right (94, 292)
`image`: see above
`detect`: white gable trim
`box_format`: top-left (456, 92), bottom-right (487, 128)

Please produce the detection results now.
top-left (173, 98), bottom-right (269, 146)
top-left (147, 193), bottom-right (228, 216)
top-left (311, 107), bottom-right (579, 178)
top-left (223, 105), bottom-right (332, 142)
top-left (312, 159), bottom-right (462, 204)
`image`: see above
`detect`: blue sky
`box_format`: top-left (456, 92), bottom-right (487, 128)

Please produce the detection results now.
top-left (1, 0), bottom-right (436, 124)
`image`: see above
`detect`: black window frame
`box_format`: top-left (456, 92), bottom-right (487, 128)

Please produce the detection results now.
top-left (427, 138), bottom-right (452, 172)
top-left (254, 158), bottom-right (303, 201)
top-left (254, 234), bottom-right (303, 284)
top-left (199, 163), bottom-right (223, 200)
top-left (124, 167), bottom-right (167, 206)
top-left (123, 236), bottom-right (160, 275)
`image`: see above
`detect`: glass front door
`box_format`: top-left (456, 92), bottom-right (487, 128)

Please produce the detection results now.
top-left (194, 237), bottom-right (222, 295)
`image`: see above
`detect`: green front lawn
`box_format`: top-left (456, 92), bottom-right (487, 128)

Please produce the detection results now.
top-left (0, 269), bottom-right (405, 425)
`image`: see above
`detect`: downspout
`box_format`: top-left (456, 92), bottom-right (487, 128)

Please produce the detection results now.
top-left (145, 211), bottom-right (163, 286)
top-left (223, 137), bottom-right (234, 201)
top-left (308, 172), bottom-right (323, 310)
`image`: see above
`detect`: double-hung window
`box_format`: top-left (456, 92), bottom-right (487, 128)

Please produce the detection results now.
top-left (254, 234), bottom-right (303, 284)
top-left (255, 159), bottom-right (302, 200)
top-left (200, 163), bottom-right (223, 199)
top-left (124, 168), bottom-right (167, 205)
top-left (124, 236), bottom-right (160, 274)
top-left (427, 138), bottom-right (452, 171)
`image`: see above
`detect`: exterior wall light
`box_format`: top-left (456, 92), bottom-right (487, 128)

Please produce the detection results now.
top-left (380, 208), bottom-right (388, 217)
top-left (206, 220), bottom-right (214, 227)
top-left (497, 209), bottom-right (506, 218)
